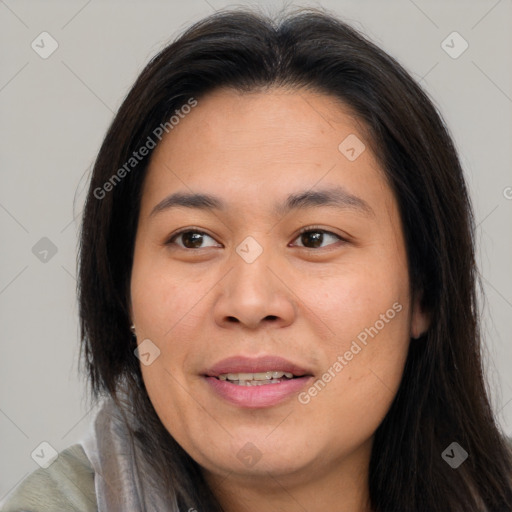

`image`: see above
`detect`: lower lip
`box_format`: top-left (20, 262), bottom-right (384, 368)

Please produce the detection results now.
top-left (204, 376), bottom-right (312, 408)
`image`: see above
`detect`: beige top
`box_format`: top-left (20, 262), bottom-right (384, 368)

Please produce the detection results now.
top-left (1, 395), bottom-right (182, 512)
top-left (1, 444), bottom-right (97, 512)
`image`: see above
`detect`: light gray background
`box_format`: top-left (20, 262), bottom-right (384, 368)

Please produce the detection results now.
top-left (1, 0), bottom-right (511, 499)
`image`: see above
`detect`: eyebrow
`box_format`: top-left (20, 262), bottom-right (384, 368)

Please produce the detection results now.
top-left (150, 186), bottom-right (374, 218)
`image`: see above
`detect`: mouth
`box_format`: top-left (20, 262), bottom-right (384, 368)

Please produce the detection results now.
top-left (203, 355), bottom-right (314, 408)
top-left (216, 370), bottom-right (297, 386)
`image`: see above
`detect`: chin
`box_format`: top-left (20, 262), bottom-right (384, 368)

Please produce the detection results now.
top-left (191, 433), bottom-right (319, 479)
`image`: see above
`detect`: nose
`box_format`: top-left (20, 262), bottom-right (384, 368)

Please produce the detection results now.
top-left (213, 248), bottom-right (297, 330)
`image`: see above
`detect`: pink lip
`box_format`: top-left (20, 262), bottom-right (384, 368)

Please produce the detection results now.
top-left (205, 355), bottom-right (311, 377)
top-left (203, 355), bottom-right (314, 408)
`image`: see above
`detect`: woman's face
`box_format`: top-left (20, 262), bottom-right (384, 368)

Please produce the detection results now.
top-left (130, 88), bottom-right (428, 487)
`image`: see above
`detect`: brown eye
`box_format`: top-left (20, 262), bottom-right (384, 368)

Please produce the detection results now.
top-left (168, 230), bottom-right (220, 249)
top-left (293, 229), bottom-right (343, 249)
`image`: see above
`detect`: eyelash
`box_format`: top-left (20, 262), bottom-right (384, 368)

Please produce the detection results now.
top-left (165, 225), bottom-right (346, 250)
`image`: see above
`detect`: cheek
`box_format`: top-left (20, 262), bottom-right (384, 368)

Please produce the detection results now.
top-left (130, 254), bottom-right (209, 339)
top-left (294, 260), bottom-right (410, 417)
top-left (295, 257), bottom-right (408, 339)
top-left (130, 255), bottom-right (213, 414)
top-left (131, 258), bottom-right (206, 434)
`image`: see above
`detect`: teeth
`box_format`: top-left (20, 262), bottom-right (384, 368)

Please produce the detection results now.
top-left (218, 371), bottom-right (294, 382)
top-left (233, 379), bottom-right (283, 386)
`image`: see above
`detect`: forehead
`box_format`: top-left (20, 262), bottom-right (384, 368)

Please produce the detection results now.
top-left (140, 87), bottom-right (391, 219)
top-left (151, 87), bottom-right (367, 160)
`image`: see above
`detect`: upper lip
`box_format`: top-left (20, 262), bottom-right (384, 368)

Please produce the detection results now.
top-left (204, 355), bottom-right (312, 378)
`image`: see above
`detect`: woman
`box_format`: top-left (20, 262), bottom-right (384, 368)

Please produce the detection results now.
top-left (2, 6), bottom-right (511, 512)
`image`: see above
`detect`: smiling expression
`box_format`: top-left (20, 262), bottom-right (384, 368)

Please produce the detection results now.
top-left (129, 86), bottom-right (429, 485)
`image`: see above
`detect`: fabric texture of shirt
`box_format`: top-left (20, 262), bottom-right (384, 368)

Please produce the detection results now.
top-left (0, 443), bottom-right (96, 512)
top-left (0, 394), bottom-right (179, 512)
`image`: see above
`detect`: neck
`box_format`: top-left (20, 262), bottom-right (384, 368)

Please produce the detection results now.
top-left (203, 439), bottom-right (373, 512)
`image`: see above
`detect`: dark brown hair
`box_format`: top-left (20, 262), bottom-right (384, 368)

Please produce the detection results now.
top-left (78, 6), bottom-right (512, 511)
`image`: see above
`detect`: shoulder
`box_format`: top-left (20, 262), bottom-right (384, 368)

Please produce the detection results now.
top-left (0, 443), bottom-right (96, 512)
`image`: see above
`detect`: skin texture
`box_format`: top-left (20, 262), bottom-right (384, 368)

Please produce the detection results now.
top-left (130, 87), bottom-right (430, 512)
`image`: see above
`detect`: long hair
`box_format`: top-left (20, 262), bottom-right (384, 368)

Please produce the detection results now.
top-left (78, 7), bottom-right (512, 511)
